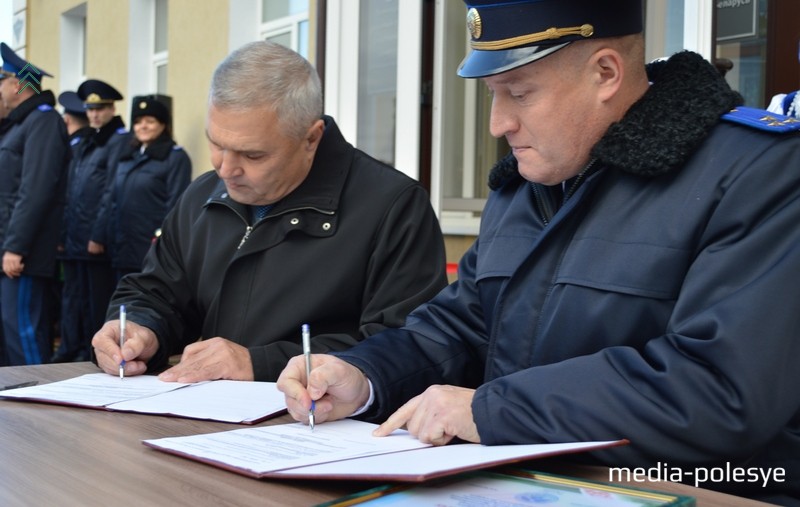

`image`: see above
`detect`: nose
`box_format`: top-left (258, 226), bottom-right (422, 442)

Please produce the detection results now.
top-left (488, 95), bottom-right (516, 139)
top-left (215, 149), bottom-right (242, 179)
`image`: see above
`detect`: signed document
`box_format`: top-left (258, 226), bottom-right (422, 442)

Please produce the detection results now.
top-left (0, 373), bottom-right (286, 424)
top-left (143, 419), bottom-right (627, 482)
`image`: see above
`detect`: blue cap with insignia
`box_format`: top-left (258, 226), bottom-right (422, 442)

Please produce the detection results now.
top-left (0, 42), bottom-right (53, 82)
top-left (77, 79), bottom-right (123, 109)
top-left (458, 0), bottom-right (644, 78)
top-left (58, 91), bottom-right (88, 119)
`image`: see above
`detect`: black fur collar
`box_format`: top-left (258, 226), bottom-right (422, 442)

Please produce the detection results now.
top-left (488, 51), bottom-right (743, 190)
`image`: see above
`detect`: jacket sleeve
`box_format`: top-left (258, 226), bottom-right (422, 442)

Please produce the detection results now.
top-left (3, 113), bottom-right (67, 256)
top-left (334, 237), bottom-right (489, 422)
top-left (249, 183), bottom-right (449, 381)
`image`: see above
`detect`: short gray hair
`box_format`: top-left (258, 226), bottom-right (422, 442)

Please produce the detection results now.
top-left (209, 41), bottom-right (323, 139)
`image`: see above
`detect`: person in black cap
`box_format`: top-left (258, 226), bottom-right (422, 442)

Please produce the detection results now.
top-left (50, 91), bottom-right (92, 362)
top-left (99, 95), bottom-right (191, 281)
top-left (0, 43), bottom-right (69, 365)
top-left (91, 41), bottom-right (447, 385)
top-left (55, 78), bottom-right (129, 363)
top-left (58, 90), bottom-right (91, 141)
top-left (278, 1), bottom-right (800, 503)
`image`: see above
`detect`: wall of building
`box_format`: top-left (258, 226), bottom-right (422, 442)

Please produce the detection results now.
top-left (167, 0), bottom-right (228, 178)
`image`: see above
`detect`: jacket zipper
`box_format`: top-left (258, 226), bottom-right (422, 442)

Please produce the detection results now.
top-left (237, 225), bottom-right (253, 249)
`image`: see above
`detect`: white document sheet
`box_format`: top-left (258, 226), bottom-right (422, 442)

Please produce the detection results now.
top-left (0, 373), bottom-right (286, 423)
top-left (143, 419), bottom-right (431, 474)
top-left (0, 372), bottom-right (193, 406)
top-left (143, 418), bottom-right (626, 481)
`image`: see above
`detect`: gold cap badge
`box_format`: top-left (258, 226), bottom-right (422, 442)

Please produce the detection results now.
top-left (467, 8), bottom-right (482, 40)
top-left (139, 101), bottom-right (148, 109)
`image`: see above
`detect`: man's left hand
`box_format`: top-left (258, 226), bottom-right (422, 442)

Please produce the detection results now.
top-left (373, 385), bottom-right (480, 445)
top-left (158, 337), bottom-right (254, 382)
top-left (2, 252), bottom-right (24, 278)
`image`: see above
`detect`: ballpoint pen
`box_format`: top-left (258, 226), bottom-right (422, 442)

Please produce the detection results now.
top-left (302, 323), bottom-right (315, 431)
top-left (119, 305), bottom-right (126, 380)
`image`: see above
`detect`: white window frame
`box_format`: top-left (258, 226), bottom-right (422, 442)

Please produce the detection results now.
top-left (260, 11), bottom-right (308, 53)
top-left (59, 3), bottom-right (87, 91)
top-left (324, 0), bottom-right (421, 180)
top-left (152, 0), bottom-right (169, 94)
top-left (127, 0), bottom-right (170, 99)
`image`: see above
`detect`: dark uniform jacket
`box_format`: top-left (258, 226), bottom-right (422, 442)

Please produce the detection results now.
top-left (336, 52), bottom-right (800, 502)
top-left (0, 91), bottom-right (69, 277)
top-left (104, 134), bottom-right (191, 271)
top-left (108, 116), bottom-right (447, 381)
top-left (62, 116), bottom-right (129, 260)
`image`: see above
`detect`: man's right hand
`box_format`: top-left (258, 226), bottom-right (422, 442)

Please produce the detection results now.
top-left (277, 354), bottom-right (371, 426)
top-left (92, 319), bottom-right (159, 377)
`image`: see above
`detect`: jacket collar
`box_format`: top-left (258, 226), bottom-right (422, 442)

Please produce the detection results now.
top-left (92, 115), bottom-right (126, 147)
top-left (121, 131), bottom-right (175, 162)
top-left (6, 89), bottom-right (56, 125)
top-left (69, 126), bottom-right (94, 145)
top-left (489, 51), bottom-right (743, 189)
top-left (206, 115), bottom-right (353, 216)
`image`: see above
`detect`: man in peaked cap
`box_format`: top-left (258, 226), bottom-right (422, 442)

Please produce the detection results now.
top-left (279, 1), bottom-right (800, 503)
top-left (0, 43), bottom-right (69, 365)
top-left (52, 91), bottom-right (92, 363)
top-left (55, 79), bottom-right (129, 363)
top-left (58, 90), bottom-right (90, 138)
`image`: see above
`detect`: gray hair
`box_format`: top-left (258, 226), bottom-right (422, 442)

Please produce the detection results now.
top-left (209, 41), bottom-right (323, 139)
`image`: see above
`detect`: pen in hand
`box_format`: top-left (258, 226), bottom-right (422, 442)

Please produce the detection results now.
top-left (302, 323), bottom-right (315, 431)
top-left (119, 305), bottom-right (126, 380)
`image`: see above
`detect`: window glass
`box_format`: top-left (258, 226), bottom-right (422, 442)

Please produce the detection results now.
top-left (154, 0), bottom-right (168, 53)
top-left (156, 63), bottom-right (168, 94)
top-left (715, 0), bottom-right (768, 107)
top-left (356, 0), bottom-right (398, 165)
top-left (262, 0), bottom-right (308, 22)
top-left (260, 0), bottom-right (309, 58)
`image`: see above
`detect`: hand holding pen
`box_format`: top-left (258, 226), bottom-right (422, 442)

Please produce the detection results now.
top-left (302, 323), bottom-right (315, 430)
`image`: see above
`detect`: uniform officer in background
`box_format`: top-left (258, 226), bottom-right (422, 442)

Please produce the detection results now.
top-left (52, 91), bottom-right (93, 362)
top-left (0, 42), bottom-right (69, 365)
top-left (58, 90), bottom-right (92, 142)
top-left (56, 79), bottom-right (129, 362)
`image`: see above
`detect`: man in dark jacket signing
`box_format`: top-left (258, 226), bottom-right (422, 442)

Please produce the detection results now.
top-left (92, 41), bottom-right (447, 382)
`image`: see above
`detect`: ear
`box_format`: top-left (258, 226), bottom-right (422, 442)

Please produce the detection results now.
top-left (592, 48), bottom-right (624, 103)
top-left (304, 118), bottom-right (325, 153)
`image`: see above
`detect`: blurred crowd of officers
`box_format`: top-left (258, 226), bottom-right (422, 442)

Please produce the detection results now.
top-left (0, 43), bottom-right (192, 366)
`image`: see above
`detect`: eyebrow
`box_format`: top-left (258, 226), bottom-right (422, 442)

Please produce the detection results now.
top-left (205, 129), bottom-right (267, 157)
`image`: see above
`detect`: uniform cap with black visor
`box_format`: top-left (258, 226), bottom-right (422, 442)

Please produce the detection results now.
top-left (457, 0), bottom-right (644, 79)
